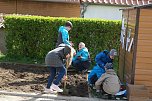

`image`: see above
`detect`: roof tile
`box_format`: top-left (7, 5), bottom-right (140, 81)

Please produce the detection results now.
top-left (81, 0), bottom-right (152, 6)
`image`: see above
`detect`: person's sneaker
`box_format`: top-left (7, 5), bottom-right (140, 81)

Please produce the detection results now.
top-left (96, 89), bottom-right (100, 93)
top-left (44, 88), bottom-right (57, 93)
top-left (51, 84), bottom-right (63, 92)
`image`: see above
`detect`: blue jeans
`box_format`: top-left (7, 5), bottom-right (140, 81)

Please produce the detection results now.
top-left (46, 66), bottom-right (66, 89)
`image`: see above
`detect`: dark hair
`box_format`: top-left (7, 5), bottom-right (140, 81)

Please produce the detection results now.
top-left (65, 21), bottom-right (73, 28)
top-left (63, 45), bottom-right (71, 56)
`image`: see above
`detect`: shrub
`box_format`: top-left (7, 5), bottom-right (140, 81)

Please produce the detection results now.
top-left (4, 15), bottom-right (121, 69)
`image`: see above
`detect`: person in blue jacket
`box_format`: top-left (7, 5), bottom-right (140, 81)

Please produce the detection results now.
top-left (56, 21), bottom-right (73, 47)
top-left (88, 49), bottom-right (117, 85)
top-left (72, 42), bottom-right (91, 72)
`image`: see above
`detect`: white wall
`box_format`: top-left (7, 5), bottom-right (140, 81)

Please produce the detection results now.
top-left (84, 5), bottom-right (126, 20)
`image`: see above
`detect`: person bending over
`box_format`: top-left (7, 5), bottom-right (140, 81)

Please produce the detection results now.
top-left (44, 44), bottom-right (74, 93)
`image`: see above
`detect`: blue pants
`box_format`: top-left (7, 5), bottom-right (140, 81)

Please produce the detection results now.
top-left (88, 65), bottom-right (105, 84)
top-left (46, 66), bottom-right (66, 89)
top-left (72, 60), bottom-right (90, 71)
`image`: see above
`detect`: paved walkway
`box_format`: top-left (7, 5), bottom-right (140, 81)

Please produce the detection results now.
top-left (0, 95), bottom-right (66, 101)
top-left (0, 90), bottom-right (124, 101)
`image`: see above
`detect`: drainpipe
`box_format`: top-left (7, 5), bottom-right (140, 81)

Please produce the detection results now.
top-left (80, 0), bottom-right (89, 18)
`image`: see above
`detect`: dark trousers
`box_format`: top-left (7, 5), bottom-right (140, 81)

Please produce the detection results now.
top-left (72, 60), bottom-right (91, 71)
top-left (90, 74), bottom-right (98, 85)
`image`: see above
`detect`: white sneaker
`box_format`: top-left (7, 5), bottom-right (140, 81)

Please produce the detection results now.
top-left (51, 84), bottom-right (63, 92)
top-left (96, 90), bottom-right (101, 93)
top-left (44, 88), bottom-right (57, 93)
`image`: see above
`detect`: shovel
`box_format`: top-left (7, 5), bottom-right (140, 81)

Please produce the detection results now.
top-left (62, 57), bottom-right (70, 95)
top-left (63, 47), bottom-right (75, 94)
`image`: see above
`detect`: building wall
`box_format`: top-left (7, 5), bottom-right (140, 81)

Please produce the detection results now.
top-left (0, 1), bottom-right (16, 14)
top-left (84, 5), bottom-right (126, 20)
top-left (16, 1), bottom-right (80, 17)
top-left (134, 8), bottom-right (152, 98)
top-left (0, 1), bottom-right (80, 17)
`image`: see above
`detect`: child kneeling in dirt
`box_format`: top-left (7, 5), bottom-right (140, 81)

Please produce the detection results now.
top-left (95, 63), bottom-right (120, 96)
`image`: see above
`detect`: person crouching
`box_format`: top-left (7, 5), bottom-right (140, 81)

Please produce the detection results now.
top-left (95, 63), bottom-right (120, 95)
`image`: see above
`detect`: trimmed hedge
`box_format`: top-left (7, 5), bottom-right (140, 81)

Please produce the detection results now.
top-left (4, 15), bottom-right (121, 68)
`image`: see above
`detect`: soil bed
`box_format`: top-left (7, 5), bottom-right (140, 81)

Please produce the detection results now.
top-left (0, 62), bottom-right (88, 97)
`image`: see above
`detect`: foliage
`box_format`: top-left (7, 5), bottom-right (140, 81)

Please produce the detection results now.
top-left (4, 15), bottom-right (121, 68)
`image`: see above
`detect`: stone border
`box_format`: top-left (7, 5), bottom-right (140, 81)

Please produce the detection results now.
top-left (0, 90), bottom-right (105, 101)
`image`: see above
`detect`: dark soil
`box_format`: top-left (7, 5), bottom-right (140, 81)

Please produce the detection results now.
top-left (0, 62), bottom-right (89, 97)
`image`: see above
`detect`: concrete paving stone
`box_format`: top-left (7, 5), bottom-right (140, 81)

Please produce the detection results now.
top-left (0, 95), bottom-right (66, 101)
top-left (3, 90), bottom-right (150, 101)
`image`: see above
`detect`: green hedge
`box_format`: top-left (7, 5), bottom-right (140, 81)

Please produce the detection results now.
top-left (4, 15), bottom-right (121, 68)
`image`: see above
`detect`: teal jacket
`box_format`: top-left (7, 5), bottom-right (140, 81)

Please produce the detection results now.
top-left (58, 26), bottom-right (70, 46)
top-left (72, 47), bottom-right (89, 61)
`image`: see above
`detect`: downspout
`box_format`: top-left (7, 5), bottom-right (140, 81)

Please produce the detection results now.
top-left (80, 0), bottom-right (89, 18)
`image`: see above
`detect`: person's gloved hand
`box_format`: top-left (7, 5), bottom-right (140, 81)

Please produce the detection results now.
top-left (77, 56), bottom-right (82, 60)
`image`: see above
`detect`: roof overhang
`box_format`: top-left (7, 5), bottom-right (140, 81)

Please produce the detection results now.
top-left (31, 0), bottom-right (80, 4)
top-left (80, 0), bottom-right (152, 6)
top-left (120, 4), bottom-right (152, 10)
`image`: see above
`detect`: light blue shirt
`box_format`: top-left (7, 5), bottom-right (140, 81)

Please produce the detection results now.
top-left (72, 47), bottom-right (89, 61)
